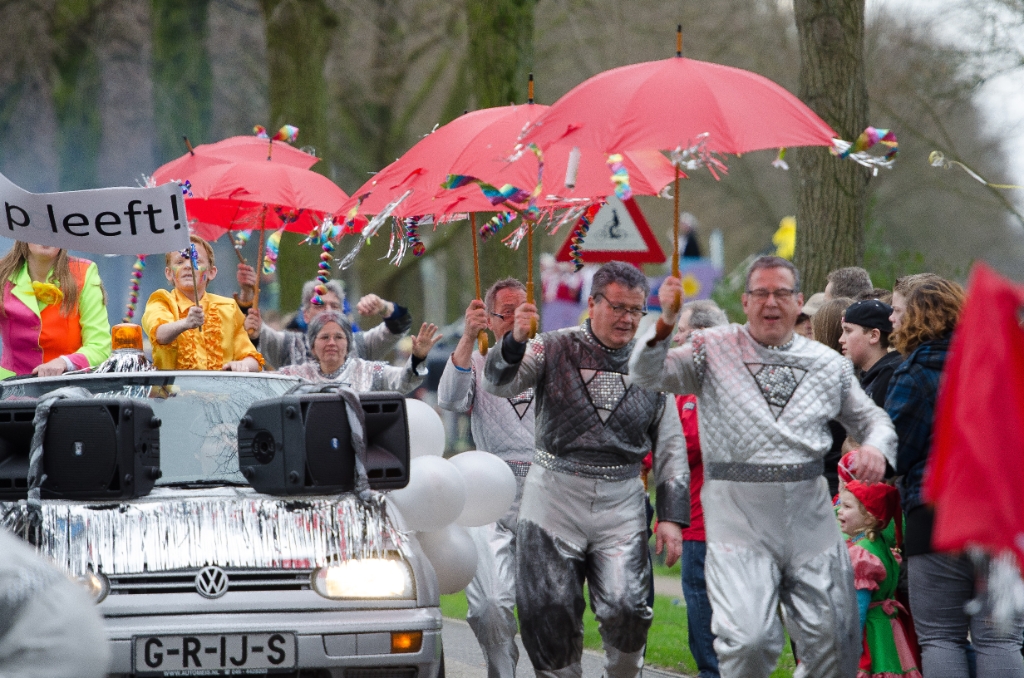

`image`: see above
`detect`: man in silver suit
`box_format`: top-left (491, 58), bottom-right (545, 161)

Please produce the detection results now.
top-left (629, 256), bottom-right (897, 678)
top-left (483, 261), bottom-right (690, 678)
top-left (437, 278), bottom-right (533, 678)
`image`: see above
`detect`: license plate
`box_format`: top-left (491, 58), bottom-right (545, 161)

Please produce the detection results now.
top-left (134, 633), bottom-right (296, 675)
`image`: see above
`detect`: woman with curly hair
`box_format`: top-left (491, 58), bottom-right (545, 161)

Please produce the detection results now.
top-left (0, 242), bottom-right (111, 378)
top-left (886, 279), bottom-right (1024, 677)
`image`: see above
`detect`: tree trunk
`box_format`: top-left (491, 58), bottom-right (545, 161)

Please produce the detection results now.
top-left (465, 0), bottom-right (536, 292)
top-left (792, 0), bottom-right (871, 294)
top-left (151, 0), bottom-right (212, 164)
top-left (260, 0), bottom-right (337, 312)
top-left (51, 0), bottom-right (104, 190)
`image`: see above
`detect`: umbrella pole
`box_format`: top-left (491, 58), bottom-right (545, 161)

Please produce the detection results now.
top-left (252, 207), bottom-right (267, 310)
top-left (187, 247), bottom-right (203, 333)
top-left (470, 214), bottom-right (489, 356)
top-left (671, 165), bottom-right (682, 313)
top-left (526, 224), bottom-right (537, 338)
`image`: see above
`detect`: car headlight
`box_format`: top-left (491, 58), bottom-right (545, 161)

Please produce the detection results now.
top-left (312, 557), bottom-right (415, 600)
top-left (75, 570), bottom-right (109, 603)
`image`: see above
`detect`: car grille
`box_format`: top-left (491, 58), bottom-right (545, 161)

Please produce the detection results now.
top-left (107, 568), bottom-right (313, 595)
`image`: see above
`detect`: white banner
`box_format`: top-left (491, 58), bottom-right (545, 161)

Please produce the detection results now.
top-left (0, 172), bottom-right (191, 255)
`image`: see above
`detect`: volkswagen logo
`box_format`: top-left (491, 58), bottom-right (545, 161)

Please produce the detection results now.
top-left (195, 566), bottom-right (229, 599)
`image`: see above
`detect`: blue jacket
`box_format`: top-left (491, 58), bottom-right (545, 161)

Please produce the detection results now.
top-left (884, 336), bottom-right (951, 512)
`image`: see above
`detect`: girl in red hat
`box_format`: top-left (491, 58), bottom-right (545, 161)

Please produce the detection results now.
top-left (838, 480), bottom-right (922, 678)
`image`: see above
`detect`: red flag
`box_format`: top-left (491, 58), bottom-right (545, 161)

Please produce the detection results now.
top-left (926, 264), bottom-right (1024, 563)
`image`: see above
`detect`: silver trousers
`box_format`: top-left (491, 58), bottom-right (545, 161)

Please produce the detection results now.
top-left (464, 477), bottom-right (525, 678)
top-left (702, 476), bottom-right (860, 678)
top-left (515, 464), bottom-right (650, 678)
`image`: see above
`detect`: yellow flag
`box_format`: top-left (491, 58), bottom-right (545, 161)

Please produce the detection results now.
top-left (773, 216), bottom-right (796, 260)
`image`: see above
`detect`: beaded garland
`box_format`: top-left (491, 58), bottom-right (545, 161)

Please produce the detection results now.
top-left (406, 217), bottom-right (426, 257)
top-left (122, 255), bottom-right (146, 322)
top-left (569, 203), bottom-right (602, 271)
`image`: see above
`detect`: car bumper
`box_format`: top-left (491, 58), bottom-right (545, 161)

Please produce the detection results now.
top-left (103, 607), bottom-right (443, 676)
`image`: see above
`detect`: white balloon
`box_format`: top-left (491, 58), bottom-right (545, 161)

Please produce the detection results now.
top-left (449, 451), bottom-right (517, 527)
top-left (417, 524), bottom-right (478, 595)
top-left (405, 398), bottom-right (446, 457)
top-left (387, 456), bottom-right (466, 532)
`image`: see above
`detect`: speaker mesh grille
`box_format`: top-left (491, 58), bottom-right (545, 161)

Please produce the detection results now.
top-left (44, 405), bottom-right (118, 491)
top-left (303, 401), bottom-right (352, 488)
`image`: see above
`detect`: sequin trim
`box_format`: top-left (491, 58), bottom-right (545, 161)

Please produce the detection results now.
top-left (692, 332), bottom-right (707, 385)
top-left (581, 320), bottom-right (632, 355)
top-left (534, 449), bottom-right (641, 481)
top-left (507, 460), bottom-right (532, 477)
top-left (705, 460), bottom-right (822, 483)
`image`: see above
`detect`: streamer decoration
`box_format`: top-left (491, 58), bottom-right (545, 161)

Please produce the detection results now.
top-left (254, 124), bottom-right (300, 143)
top-left (670, 134), bottom-right (728, 180)
top-left (480, 212), bottom-right (515, 240)
top-left (772, 148), bottom-right (789, 170)
top-left (122, 255), bottom-right (146, 323)
top-left (442, 175), bottom-right (531, 205)
top-left (261, 228), bottom-right (284, 275)
top-left (831, 127), bottom-right (898, 174)
top-left (337, 190), bottom-right (413, 271)
top-left (929, 151), bottom-right (1024, 190)
top-left (406, 217), bottom-right (426, 257)
top-left (568, 204), bottom-right (602, 272)
top-left (0, 492), bottom-right (406, 577)
top-left (233, 230), bottom-right (252, 252)
top-left (254, 124), bottom-right (299, 160)
top-left (606, 154), bottom-right (633, 201)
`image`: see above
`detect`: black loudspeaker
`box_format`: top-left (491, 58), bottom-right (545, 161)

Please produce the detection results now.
top-left (238, 391), bottom-right (409, 496)
top-left (359, 392), bottom-right (410, 491)
top-left (0, 398), bottom-right (162, 500)
top-left (0, 402), bottom-right (38, 499)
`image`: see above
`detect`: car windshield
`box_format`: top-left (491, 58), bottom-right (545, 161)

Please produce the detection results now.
top-left (0, 372), bottom-right (301, 485)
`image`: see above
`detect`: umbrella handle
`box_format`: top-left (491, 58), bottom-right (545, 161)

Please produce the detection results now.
top-left (252, 210), bottom-right (267, 310)
top-left (470, 214), bottom-right (488, 355)
top-left (669, 166), bottom-right (682, 315)
top-left (527, 225), bottom-right (537, 339)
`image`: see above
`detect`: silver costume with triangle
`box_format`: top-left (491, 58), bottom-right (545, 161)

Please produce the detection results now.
top-left (629, 323), bottom-right (898, 678)
top-left (484, 322), bottom-right (689, 678)
top-left (438, 352), bottom-right (534, 678)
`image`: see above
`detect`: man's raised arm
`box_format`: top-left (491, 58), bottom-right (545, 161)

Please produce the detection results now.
top-left (483, 302), bottom-right (543, 397)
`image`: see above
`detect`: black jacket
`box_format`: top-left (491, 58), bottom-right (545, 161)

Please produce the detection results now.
top-left (861, 350), bottom-right (903, 408)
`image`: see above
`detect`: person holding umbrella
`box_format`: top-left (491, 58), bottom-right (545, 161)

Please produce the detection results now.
top-left (437, 278), bottom-right (534, 678)
top-left (142, 235), bottom-right (263, 371)
top-left (483, 261), bottom-right (689, 678)
top-left (629, 256), bottom-right (897, 678)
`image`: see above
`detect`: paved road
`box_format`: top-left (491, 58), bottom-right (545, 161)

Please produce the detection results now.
top-left (442, 576), bottom-right (689, 678)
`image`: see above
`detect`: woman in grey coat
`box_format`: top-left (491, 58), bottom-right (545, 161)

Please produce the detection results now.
top-left (278, 310), bottom-right (439, 393)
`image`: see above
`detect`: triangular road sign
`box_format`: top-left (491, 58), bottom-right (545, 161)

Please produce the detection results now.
top-left (555, 195), bottom-right (666, 265)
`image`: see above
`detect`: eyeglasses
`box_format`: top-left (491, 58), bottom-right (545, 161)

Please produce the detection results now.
top-left (595, 294), bottom-right (648, 320)
top-left (745, 288), bottom-right (797, 302)
top-left (489, 308), bottom-right (517, 321)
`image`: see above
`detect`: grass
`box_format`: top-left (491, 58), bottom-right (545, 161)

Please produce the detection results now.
top-left (439, 589), bottom-right (796, 678)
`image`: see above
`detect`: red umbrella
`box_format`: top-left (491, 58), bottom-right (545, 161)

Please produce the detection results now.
top-left (520, 57), bottom-right (836, 155)
top-left (340, 96), bottom-right (677, 343)
top-left (519, 29), bottom-right (839, 296)
top-left (342, 104), bottom-right (675, 219)
top-left (926, 263), bottom-right (1024, 564)
top-left (151, 135), bottom-right (318, 185)
top-left (183, 161), bottom-right (350, 308)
